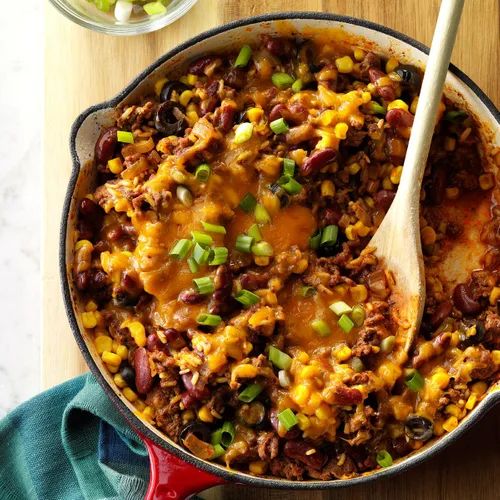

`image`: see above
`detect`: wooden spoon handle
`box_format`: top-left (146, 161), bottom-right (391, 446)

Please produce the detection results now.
top-left (396, 0), bottom-right (465, 205)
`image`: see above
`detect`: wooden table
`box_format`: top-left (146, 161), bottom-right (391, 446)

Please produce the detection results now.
top-left (44, 1), bottom-right (499, 498)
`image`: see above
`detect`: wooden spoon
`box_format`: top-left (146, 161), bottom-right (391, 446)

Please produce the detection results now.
top-left (369, 0), bottom-right (464, 359)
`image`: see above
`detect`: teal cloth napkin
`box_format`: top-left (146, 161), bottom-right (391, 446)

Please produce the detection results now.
top-left (0, 373), bottom-right (150, 500)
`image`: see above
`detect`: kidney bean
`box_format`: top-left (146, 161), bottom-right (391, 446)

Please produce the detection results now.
top-left (269, 104), bottom-right (287, 122)
top-left (269, 103), bottom-right (308, 125)
top-left (180, 391), bottom-right (196, 409)
top-left (264, 36), bottom-right (295, 58)
top-left (224, 67), bottom-right (246, 89)
top-left (386, 109), bottom-right (414, 128)
top-left (284, 440), bottom-right (328, 470)
top-left (134, 347), bottom-right (153, 395)
top-left (367, 67), bottom-right (396, 101)
top-left (240, 272), bottom-right (269, 291)
top-left (373, 190), bottom-right (396, 212)
top-left (453, 283), bottom-right (483, 315)
top-left (216, 105), bottom-right (235, 132)
top-left (77, 220), bottom-right (95, 241)
top-left (80, 198), bottom-right (101, 218)
top-left (75, 270), bottom-right (91, 291)
top-left (430, 301), bottom-right (453, 329)
top-left (334, 385), bottom-right (363, 405)
top-left (164, 328), bottom-right (181, 342)
top-left (188, 56), bottom-right (215, 76)
top-left (300, 148), bottom-right (337, 176)
top-left (179, 289), bottom-right (205, 304)
top-left (208, 265), bottom-right (234, 316)
top-left (181, 373), bottom-right (209, 401)
top-left (95, 126), bottom-right (118, 165)
top-left (146, 333), bottom-right (163, 352)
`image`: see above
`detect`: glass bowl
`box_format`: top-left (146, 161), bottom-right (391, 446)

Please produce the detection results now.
top-left (48, 0), bottom-right (198, 36)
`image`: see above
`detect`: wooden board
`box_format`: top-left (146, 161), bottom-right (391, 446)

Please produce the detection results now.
top-left (43, 1), bottom-right (500, 498)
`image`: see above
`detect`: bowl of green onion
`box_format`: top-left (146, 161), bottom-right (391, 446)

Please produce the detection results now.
top-left (49, 0), bottom-right (198, 35)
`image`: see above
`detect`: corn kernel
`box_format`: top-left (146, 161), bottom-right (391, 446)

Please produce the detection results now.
top-left (198, 405), bottom-right (214, 423)
top-left (121, 320), bottom-right (147, 347)
top-left (112, 340), bottom-right (120, 353)
top-left (296, 413), bottom-right (310, 430)
top-left (296, 351), bottom-right (310, 364)
top-left (361, 91), bottom-right (371, 103)
top-left (319, 110), bottom-right (338, 126)
top-left (334, 284), bottom-right (348, 297)
top-left (367, 83), bottom-right (376, 94)
top-left (335, 55), bottom-right (354, 73)
top-left (315, 404), bottom-right (331, 421)
top-left (445, 404), bottom-right (462, 418)
top-left (471, 381), bottom-right (487, 396)
top-left (385, 57), bottom-right (399, 74)
top-left (348, 162), bottom-right (361, 175)
top-left (154, 78), bottom-right (168, 97)
top-left (232, 364), bottom-right (258, 380)
top-left (321, 180), bottom-right (335, 197)
top-left (106, 363), bottom-right (119, 374)
top-left (102, 351), bottom-right (122, 367)
top-left (390, 166), bottom-right (403, 184)
top-left (345, 225), bottom-right (356, 241)
top-left (353, 220), bottom-right (370, 237)
top-left (350, 284), bottom-right (368, 302)
top-left (186, 74), bottom-right (198, 85)
top-left (308, 392), bottom-right (322, 410)
top-left (334, 344), bottom-right (352, 362)
top-left (489, 287), bottom-right (500, 305)
top-left (116, 345), bottom-right (128, 361)
top-left (82, 311), bottom-right (97, 329)
top-left (108, 157), bottom-right (123, 174)
top-left (95, 335), bottom-right (113, 354)
top-left (479, 173), bottom-right (495, 190)
top-left (123, 387), bottom-right (138, 403)
top-left (421, 226), bottom-right (437, 246)
top-left (135, 400), bottom-right (146, 412)
top-left (382, 177), bottom-right (393, 190)
top-left (465, 393), bottom-right (477, 410)
top-left (247, 107), bottom-right (264, 123)
top-left (334, 122), bottom-right (349, 140)
top-left (354, 48), bottom-right (366, 61)
top-left (179, 90), bottom-right (194, 108)
top-left (249, 461), bottom-right (267, 475)
top-left (442, 416), bottom-right (458, 433)
top-left (433, 420), bottom-right (444, 436)
top-left (85, 300), bottom-right (98, 312)
top-left (431, 371), bottom-right (450, 389)
top-left (300, 365), bottom-right (321, 379)
top-left (292, 384), bottom-right (311, 406)
top-left (410, 96), bottom-right (419, 114)
top-left (254, 256), bottom-right (270, 266)
top-left (492, 350), bottom-right (500, 365)
top-left (113, 373), bottom-right (127, 389)
top-left (75, 239), bottom-right (93, 251)
top-left (143, 406), bottom-right (155, 419)
top-left (186, 111), bottom-right (199, 127)
top-left (446, 187), bottom-right (459, 200)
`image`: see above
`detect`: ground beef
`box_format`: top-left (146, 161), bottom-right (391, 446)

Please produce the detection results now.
top-left (307, 455), bottom-right (357, 480)
top-left (257, 431), bottom-right (279, 461)
top-left (351, 327), bottom-right (382, 357)
top-left (269, 457), bottom-right (304, 480)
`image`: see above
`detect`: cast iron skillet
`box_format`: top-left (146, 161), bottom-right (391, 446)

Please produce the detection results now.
top-left (60, 12), bottom-right (500, 500)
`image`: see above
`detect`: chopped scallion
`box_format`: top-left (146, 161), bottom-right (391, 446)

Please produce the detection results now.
top-left (212, 444), bottom-right (225, 459)
top-left (351, 304), bottom-right (366, 326)
top-left (193, 276), bottom-right (215, 295)
top-left (282, 158), bottom-right (296, 177)
top-left (117, 130), bottom-right (134, 143)
top-left (291, 78), bottom-right (303, 93)
top-left (234, 122), bottom-right (254, 144)
top-left (320, 225), bottom-right (339, 247)
top-left (143, 1), bottom-right (167, 15)
top-left (338, 313), bottom-right (355, 333)
top-left (329, 301), bottom-right (352, 316)
top-left (368, 101), bottom-right (386, 115)
top-left (278, 175), bottom-right (302, 195)
top-left (405, 369), bottom-right (425, 392)
top-left (270, 117), bottom-right (289, 135)
top-left (309, 229), bottom-right (322, 250)
top-left (191, 231), bottom-right (213, 247)
top-left (271, 72), bottom-right (295, 90)
top-left (235, 289), bottom-right (260, 307)
top-left (201, 221), bottom-right (226, 234)
top-left (277, 408), bottom-right (298, 431)
top-left (195, 163), bottom-right (211, 182)
top-left (187, 257), bottom-right (199, 274)
top-left (376, 450), bottom-right (393, 468)
top-left (247, 223), bottom-right (262, 242)
top-left (169, 239), bottom-right (192, 259)
top-left (300, 286), bottom-right (316, 298)
top-left (235, 234), bottom-right (254, 253)
top-left (211, 428), bottom-right (223, 446)
top-left (238, 383), bottom-right (263, 403)
top-left (220, 421), bottom-right (235, 447)
top-left (268, 346), bottom-right (292, 370)
top-left (193, 243), bottom-right (211, 265)
top-left (234, 44), bottom-right (252, 68)
top-left (209, 247), bottom-right (228, 265)
top-left (239, 193), bottom-right (257, 213)
top-left (311, 319), bottom-right (331, 337)
top-left (254, 204), bottom-right (271, 224)
top-left (196, 313), bottom-right (222, 327)
top-left (251, 241), bottom-right (273, 257)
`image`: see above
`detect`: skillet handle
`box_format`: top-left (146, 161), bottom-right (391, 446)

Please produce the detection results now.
top-left (142, 435), bottom-right (226, 499)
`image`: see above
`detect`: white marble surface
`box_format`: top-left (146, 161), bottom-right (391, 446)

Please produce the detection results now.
top-left (0, 1), bottom-right (43, 417)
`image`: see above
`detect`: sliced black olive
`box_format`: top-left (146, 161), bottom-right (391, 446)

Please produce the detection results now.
top-left (269, 183), bottom-right (289, 207)
top-left (120, 364), bottom-right (136, 389)
top-left (160, 81), bottom-right (190, 102)
top-left (395, 65), bottom-right (422, 89)
top-left (235, 109), bottom-right (247, 124)
top-left (459, 321), bottom-right (486, 348)
top-left (179, 421), bottom-right (211, 443)
top-left (405, 415), bottom-right (433, 441)
top-left (155, 101), bottom-right (188, 136)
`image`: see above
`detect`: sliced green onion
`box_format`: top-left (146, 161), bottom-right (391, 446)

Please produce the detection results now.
top-left (278, 175), bottom-right (302, 195)
top-left (195, 163), bottom-right (211, 182)
top-left (300, 286), bottom-right (316, 298)
top-left (220, 421), bottom-right (235, 447)
top-left (191, 231), bottom-right (213, 247)
top-left (196, 313), bottom-right (222, 327)
top-left (193, 243), bottom-right (211, 265)
top-left (329, 301), bottom-right (352, 316)
top-left (212, 444), bottom-right (225, 459)
top-left (117, 130), bottom-right (134, 143)
top-left (238, 383), bottom-right (263, 403)
top-left (247, 223), bottom-right (262, 242)
top-left (169, 239), bottom-right (192, 259)
top-left (211, 428), bottom-right (223, 446)
top-left (270, 117), bottom-right (290, 135)
top-left (309, 229), bottom-right (322, 250)
top-left (338, 314), bottom-right (355, 333)
top-left (271, 72), bottom-right (295, 90)
top-left (95, 0), bottom-right (111, 12)
top-left (234, 44), bottom-right (252, 68)
top-left (277, 408), bottom-right (298, 431)
top-left (367, 101), bottom-right (386, 115)
top-left (282, 158), bottom-right (296, 177)
top-left (268, 346), bottom-right (292, 370)
top-left (235, 289), bottom-right (260, 307)
top-left (239, 193), bottom-right (257, 213)
top-left (380, 335), bottom-right (396, 353)
top-left (320, 225), bottom-right (339, 247)
top-left (201, 221), bottom-right (226, 234)
top-left (311, 319), bottom-right (331, 337)
top-left (235, 234), bottom-right (254, 253)
top-left (445, 110), bottom-right (468, 122)
top-left (234, 122), bottom-right (254, 144)
top-left (351, 305), bottom-right (366, 326)
top-left (187, 257), bottom-right (199, 273)
top-left (143, 1), bottom-right (167, 15)
top-left (376, 450), bottom-right (393, 468)
top-left (209, 247), bottom-right (228, 266)
top-left (251, 241), bottom-right (273, 257)
top-left (291, 79), bottom-right (303, 93)
top-left (405, 369), bottom-right (425, 392)
top-left (254, 204), bottom-right (271, 224)
top-left (193, 276), bottom-right (215, 295)
top-left (351, 356), bottom-right (364, 373)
